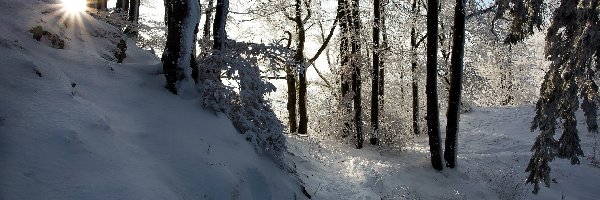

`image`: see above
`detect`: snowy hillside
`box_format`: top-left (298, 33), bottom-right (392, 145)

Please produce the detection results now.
top-left (0, 0), bottom-right (305, 199)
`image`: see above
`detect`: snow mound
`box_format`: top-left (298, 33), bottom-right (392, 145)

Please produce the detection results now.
top-left (0, 0), bottom-right (305, 199)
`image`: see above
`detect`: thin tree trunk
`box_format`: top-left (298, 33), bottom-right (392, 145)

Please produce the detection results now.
top-left (350, 0), bottom-right (363, 149)
top-left (339, 0), bottom-right (351, 138)
top-left (426, 0), bottom-right (443, 171)
top-left (295, 0), bottom-right (309, 135)
top-left (444, 0), bottom-right (466, 168)
top-left (369, 0), bottom-right (381, 145)
top-left (212, 0), bottom-right (228, 51)
top-left (379, 0), bottom-right (386, 118)
top-left (202, 0), bottom-right (215, 52)
top-left (411, 0), bottom-right (420, 135)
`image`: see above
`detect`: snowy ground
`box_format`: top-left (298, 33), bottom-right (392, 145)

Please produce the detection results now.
top-left (0, 1), bottom-right (305, 199)
top-left (287, 106), bottom-right (600, 199)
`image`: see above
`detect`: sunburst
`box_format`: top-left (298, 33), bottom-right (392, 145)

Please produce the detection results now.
top-left (61, 0), bottom-right (88, 14)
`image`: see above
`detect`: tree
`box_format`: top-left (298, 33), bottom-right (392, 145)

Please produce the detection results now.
top-left (339, 0), bottom-right (352, 138)
top-left (410, 0), bottom-right (424, 136)
top-left (443, 0), bottom-right (465, 169)
top-left (212, 0), bottom-right (228, 51)
top-left (350, 0), bottom-right (363, 149)
top-left (162, 0), bottom-right (201, 94)
top-left (426, 0), bottom-right (443, 170)
top-left (293, 0), bottom-right (309, 135)
top-left (125, 0), bottom-right (140, 36)
top-left (116, 0), bottom-right (129, 12)
top-left (369, 0), bottom-right (382, 145)
top-left (527, 0), bottom-right (599, 193)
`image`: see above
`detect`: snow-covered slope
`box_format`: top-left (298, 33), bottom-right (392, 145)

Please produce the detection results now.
top-left (0, 1), bottom-right (304, 199)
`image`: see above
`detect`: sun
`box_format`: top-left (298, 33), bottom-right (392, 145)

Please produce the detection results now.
top-left (61, 0), bottom-right (87, 13)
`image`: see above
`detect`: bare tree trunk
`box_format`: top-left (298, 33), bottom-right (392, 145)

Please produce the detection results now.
top-left (339, 0), bottom-right (351, 138)
top-left (444, 0), bottom-right (466, 168)
top-left (411, 0), bottom-right (420, 136)
top-left (293, 0), bottom-right (309, 135)
top-left (202, 0), bottom-right (215, 50)
top-left (369, 0), bottom-right (381, 145)
top-left (212, 0), bottom-right (228, 51)
top-left (116, 0), bottom-right (129, 12)
top-left (350, 0), bottom-right (363, 149)
top-left (162, 0), bottom-right (200, 94)
top-left (125, 0), bottom-right (140, 36)
top-left (426, 0), bottom-right (443, 171)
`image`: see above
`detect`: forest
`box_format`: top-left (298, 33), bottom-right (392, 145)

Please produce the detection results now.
top-left (0, 0), bottom-right (599, 199)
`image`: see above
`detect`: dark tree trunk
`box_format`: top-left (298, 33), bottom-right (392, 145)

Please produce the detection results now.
top-left (410, 0), bottom-right (420, 136)
top-left (426, 0), bottom-right (443, 171)
top-left (95, 0), bottom-right (108, 10)
top-left (350, 0), bottom-right (363, 149)
top-left (116, 0), bottom-right (129, 12)
top-left (162, 0), bottom-right (200, 94)
top-left (295, 0), bottom-right (309, 135)
top-left (125, 0), bottom-right (140, 36)
top-left (202, 0), bottom-right (214, 57)
top-left (369, 0), bottom-right (381, 145)
top-left (339, 0), bottom-right (351, 138)
top-left (203, 0), bottom-right (215, 46)
top-left (379, 0), bottom-right (386, 111)
top-left (444, 0), bottom-right (466, 169)
top-left (212, 0), bottom-right (228, 51)
top-left (128, 0), bottom-right (140, 23)
top-left (286, 66), bottom-right (298, 133)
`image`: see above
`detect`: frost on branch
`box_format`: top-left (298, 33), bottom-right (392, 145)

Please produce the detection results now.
top-left (199, 39), bottom-right (292, 160)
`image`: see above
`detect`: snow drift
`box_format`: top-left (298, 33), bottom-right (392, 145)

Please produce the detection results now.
top-left (0, 0), bottom-right (305, 199)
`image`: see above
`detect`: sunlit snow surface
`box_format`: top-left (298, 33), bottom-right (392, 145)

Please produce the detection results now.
top-left (288, 106), bottom-right (600, 199)
top-left (0, 1), bottom-right (305, 199)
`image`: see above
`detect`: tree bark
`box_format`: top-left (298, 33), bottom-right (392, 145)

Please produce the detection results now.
top-left (426, 0), bottom-right (443, 171)
top-left (339, 0), bottom-right (351, 138)
top-left (411, 0), bottom-right (420, 136)
top-left (162, 0), bottom-right (200, 94)
top-left (212, 0), bottom-right (228, 51)
top-left (116, 0), bottom-right (129, 12)
top-left (295, 0), bottom-right (309, 135)
top-left (125, 0), bottom-right (140, 36)
top-left (369, 0), bottom-right (381, 145)
top-left (444, 0), bottom-right (466, 169)
top-left (350, 0), bottom-right (363, 149)
top-left (203, 0), bottom-right (215, 45)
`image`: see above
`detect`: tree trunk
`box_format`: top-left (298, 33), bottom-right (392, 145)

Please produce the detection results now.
top-left (379, 1), bottom-right (386, 126)
top-left (369, 0), bottom-right (381, 145)
top-left (339, 0), bottom-right (351, 138)
top-left (96, 0), bottom-right (108, 10)
top-left (162, 0), bottom-right (201, 94)
top-left (116, 0), bottom-right (129, 12)
top-left (202, 0), bottom-right (214, 58)
top-left (411, 0), bottom-right (420, 136)
top-left (426, 0), bottom-right (443, 171)
top-left (125, 0), bottom-right (140, 36)
top-left (350, 0), bottom-right (363, 149)
top-left (444, 0), bottom-right (465, 168)
top-left (295, 0), bottom-right (309, 135)
top-left (212, 0), bottom-right (228, 51)
top-left (286, 66), bottom-right (298, 133)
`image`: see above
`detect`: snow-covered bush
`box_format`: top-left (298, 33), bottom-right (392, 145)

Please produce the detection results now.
top-left (199, 40), bottom-right (291, 160)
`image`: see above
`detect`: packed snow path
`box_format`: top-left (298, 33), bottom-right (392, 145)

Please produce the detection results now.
top-left (287, 107), bottom-right (600, 199)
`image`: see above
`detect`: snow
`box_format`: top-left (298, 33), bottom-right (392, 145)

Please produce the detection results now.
top-left (288, 106), bottom-right (600, 199)
top-left (0, 0), bottom-right (305, 199)
top-left (1, 1), bottom-right (599, 200)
